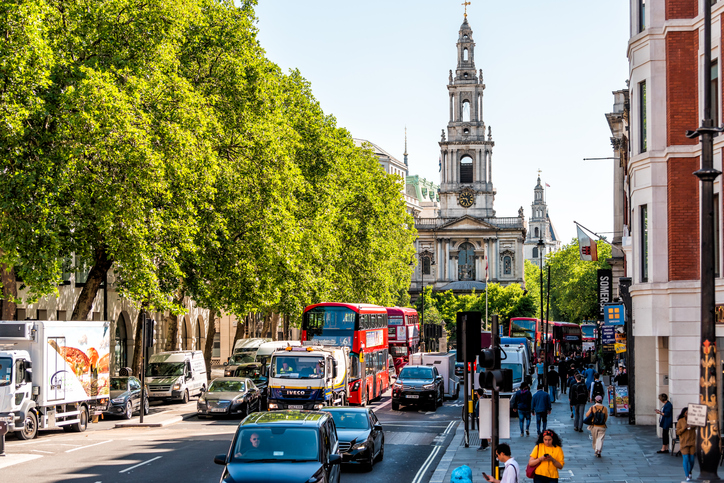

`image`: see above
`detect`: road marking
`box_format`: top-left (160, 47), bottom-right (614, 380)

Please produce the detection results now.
top-left (31, 449), bottom-right (54, 454)
top-left (119, 456), bottom-right (163, 473)
top-left (442, 421), bottom-right (456, 435)
top-left (373, 398), bottom-right (392, 411)
top-left (65, 440), bottom-right (113, 453)
top-left (412, 445), bottom-right (442, 483)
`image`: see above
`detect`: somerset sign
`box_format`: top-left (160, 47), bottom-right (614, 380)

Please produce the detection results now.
top-left (598, 269), bottom-right (613, 320)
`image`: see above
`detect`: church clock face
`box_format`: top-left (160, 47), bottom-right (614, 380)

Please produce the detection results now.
top-left (458, 189), bottom-right (475, 208)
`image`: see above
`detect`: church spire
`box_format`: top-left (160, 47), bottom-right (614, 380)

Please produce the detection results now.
top-left (404, 126), bottom-right (408, 166)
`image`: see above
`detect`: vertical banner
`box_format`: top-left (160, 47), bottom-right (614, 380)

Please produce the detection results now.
top-left (597, 269), bottom-right (613, 320)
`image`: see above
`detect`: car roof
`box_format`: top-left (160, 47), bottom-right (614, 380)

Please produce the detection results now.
top-left (242, 410), bottom-right (330, 427)
top-left (322, 407), bottom-right (369, 413)
top-left (400, 365), bottom-right (432, 370)
top-left (212, 377), bottom-right (252, 383)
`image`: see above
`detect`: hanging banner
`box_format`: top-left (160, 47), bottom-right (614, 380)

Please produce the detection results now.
top-left (604, 304), bottom-right (625, 326)
top-left (597, 269), bottom-right (612, 320)
top-left (602, 326), bottom-right (616, 352)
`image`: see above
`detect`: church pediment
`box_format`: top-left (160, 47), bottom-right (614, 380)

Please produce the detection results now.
top-left (439, 215), bottom-right (497, 230)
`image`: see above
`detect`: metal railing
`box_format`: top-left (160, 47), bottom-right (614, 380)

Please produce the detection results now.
top-left (414, 216), bottom-right (523, 229)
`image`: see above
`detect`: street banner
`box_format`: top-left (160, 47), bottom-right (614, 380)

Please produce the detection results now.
top-left (577, 226), bottom-right (598, 261)
top-left (604, 304), bottom-right (625, 326)
top-left (597, 269), bottom-right (612, 320)
top-left (602, 326), bottom-right (616, 352)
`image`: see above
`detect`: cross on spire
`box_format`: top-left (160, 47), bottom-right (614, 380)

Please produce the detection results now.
top-left (461, 1), bottom-right (471, 18)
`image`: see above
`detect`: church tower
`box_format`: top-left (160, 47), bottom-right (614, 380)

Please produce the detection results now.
top-left (524, 175), bottom-right (561, 267)
top-left (439, 17), bottom-right (495, 218)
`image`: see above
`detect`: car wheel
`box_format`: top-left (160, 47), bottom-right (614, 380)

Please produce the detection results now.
top-left (392, 401), bottom-right (399, 411)
top-left (143, 398), bottom-right (150, 415)
top-left (181, 389), bottom-right (189, 404)
top-left (123, 401), bottom-right (133, 420)
top-left (17, 411), bottom-right (38, 440)
top-left (365, 449), bottom-right (375, 471)
top-left (376, 436), bottom-right (385, 462)
top-left (437, 389), bottom-right (443, 407)
top-left (71, 406), bottom-right (88, 432)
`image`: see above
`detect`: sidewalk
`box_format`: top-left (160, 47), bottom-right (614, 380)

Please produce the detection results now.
top-left (430, 390), bottom-right (686, 483)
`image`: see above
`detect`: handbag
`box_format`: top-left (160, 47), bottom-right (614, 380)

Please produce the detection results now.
top-left (526, 444), bottom-right (541, 478)
top-left (583, 411), bottom-right (594, 425)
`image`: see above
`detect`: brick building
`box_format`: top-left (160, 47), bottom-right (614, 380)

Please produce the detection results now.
top-left (623, 0), bottom-right (724, 428)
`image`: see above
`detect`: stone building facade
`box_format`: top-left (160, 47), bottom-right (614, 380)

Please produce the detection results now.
top-left (523, 176), bottom-right (561, 268)
top-left (410, 17), bottom-right (526, 300)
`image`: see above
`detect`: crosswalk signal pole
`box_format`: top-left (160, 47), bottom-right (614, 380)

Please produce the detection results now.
top-left (491, 314), bottom-right (500, 479)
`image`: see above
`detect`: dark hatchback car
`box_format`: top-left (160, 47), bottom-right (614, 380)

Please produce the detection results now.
top-left (234, 363), bottom-right (268, 410)
top-left (197, 378), bottom-right (261, 418)
top-left (391, 365), bottom-right (444, 411)
top-left (214, 410), bottom-right (342, 483)
top-left (106, 376), bottom-right (149, 419)
top-left (323, 407), bottom-right (384, 470)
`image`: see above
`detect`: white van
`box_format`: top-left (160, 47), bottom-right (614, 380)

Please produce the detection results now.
top-left (146, 351), bottom-right (207, 403)
top-left (224, 340), bottom-right (301, 377)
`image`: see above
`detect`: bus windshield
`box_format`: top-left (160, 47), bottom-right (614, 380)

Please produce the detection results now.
top-left (582, 326), bottom-right (596, 338)
top-left (510, 319), bottom-right (536, 339)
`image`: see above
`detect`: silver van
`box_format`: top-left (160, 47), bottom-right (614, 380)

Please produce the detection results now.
top-left (146, 351), bottom-right (207, 403)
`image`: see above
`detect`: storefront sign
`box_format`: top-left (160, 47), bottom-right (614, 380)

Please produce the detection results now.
top-left (615, 386), bottom-right (629, 414)
top-left (598, 269), bottom-right (612, 320)
top-left (604, 304), bottom-right (625, 326)
top-left (615, 343), bottom-right (626, 353)
top-left (602, 326), bottom-right (616, 344)
top-left (687, 403), bottom-right (707, 427)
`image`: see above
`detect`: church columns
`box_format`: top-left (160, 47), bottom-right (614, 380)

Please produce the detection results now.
top-left (449, 94), bottom-right (454, 123)
top-left (444, 239), bottom-right (450, 281)
top-left (476, 149), bottom-right (482, 184)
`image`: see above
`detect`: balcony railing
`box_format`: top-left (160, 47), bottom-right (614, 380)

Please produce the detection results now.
top-left (414, 216), bottom-right (523, 229)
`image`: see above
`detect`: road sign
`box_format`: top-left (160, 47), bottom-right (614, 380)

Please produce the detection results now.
top-left (688, 403), bottom-right (708, 427)
top-left (604, 304), bottom-right (625, 326)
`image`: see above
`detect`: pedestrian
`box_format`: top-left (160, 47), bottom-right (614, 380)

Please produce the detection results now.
top-left (589, 373), bottom-right (605, 403)
top-left (531, 384), bottom-right (551, 435)
top-left (566, 372), bottom-right (577, 419)
top-left (483, 443), bottom-right (520, 483)
top-left (559, 360), bottom-right (570, 395)
top-left (655, 393), bottom-right (673, 453)
top-left (584, 395), bottom-right (608, 457)
top-left (511, 382), bottom-right (533, 436)
top-left (614, 368), bottom-right (628, 386)
top-left (528, 429), bottom-right (565, 483)
top-left (547, 366), bottom-right (559, 403)
top-left (675, 407), bottom-right (696, 481)
top-left (569, 374), bottom-right (588, 432)
top-left (537, 357), bottom-right (545, 379)
top-left (584, 364), bottom-right (596, 392)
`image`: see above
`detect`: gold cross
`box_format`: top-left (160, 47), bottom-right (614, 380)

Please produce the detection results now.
top-left (538, 168), bottom-right (542, 176)
top-left (462, 1), bottom-right (471, 17)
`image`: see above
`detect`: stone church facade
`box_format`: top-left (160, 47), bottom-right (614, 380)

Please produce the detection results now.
top-left (411, 17), bottom-right (526, 298)
top-left (524, 176), bottom-right (561, 268)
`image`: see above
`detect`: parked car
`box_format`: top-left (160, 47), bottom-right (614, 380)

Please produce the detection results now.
top-left (234, 363), bottom-right (269, 410)
top-left (324, 407), bottom-right (384, 470)
top-left (106, 376), bottom-right (149, 419)
top-left (197, 377), bottom-right (261, 418)
top-left (224, 353), bottom-right (257, 377)
top-left (213, 410), bottom-right (342, 483)
top-left (391, 365), bottom-right (444, 411)
top-left (454, 362), bottom-right (464, 378)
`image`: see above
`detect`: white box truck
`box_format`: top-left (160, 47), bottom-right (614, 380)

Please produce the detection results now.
top-left (409, 352), bottom-right (460, 399)
top-left (0, 320), bottom-right (111, 439)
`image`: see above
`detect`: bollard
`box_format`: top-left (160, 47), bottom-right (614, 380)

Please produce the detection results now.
top-left (0, 420), bottom-right (8, 456)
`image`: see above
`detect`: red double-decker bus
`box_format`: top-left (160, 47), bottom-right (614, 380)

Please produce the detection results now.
top-left (302, 303), bottom-right (390, 406)
top-left (509, 317), bottom-right (541, 345)
top-left (544, 321), bottom-right (583, 358)
top-left (386, 307), bottom-right (420, 373)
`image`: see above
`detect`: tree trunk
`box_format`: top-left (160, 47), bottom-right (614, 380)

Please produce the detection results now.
top-left (0, 262), bottom-right (17, 320)
top-left (165, 313), bottom-right (178, 351)
top-left (131, 311), bottom-right (144, 377)
top-left (71, 246), bottom-right (113, 320)
top-left (260, 312), bottom-right (271, 339)
top-left (203, 308), bottom-right (217, 376)
top-left (231, 314), bottom-right (246, 352)
top-left (283, 314), bottom-right (289, 340)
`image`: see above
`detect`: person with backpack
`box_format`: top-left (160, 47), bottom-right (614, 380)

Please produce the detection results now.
top-left (570, 374), bottom-right (588, 432)
top-left (566, 371), bottom-right (577, 419)
top-left (589, 373), bottom-right (605, 403)
top-left (584, 395), bottom-right (608, 457)
top-left (512, 382), bottom-right (533, 436)
top-left (547, 366), bottom-right (559, 403)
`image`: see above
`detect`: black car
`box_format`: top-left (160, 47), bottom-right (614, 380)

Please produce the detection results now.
top-left (214, 410), bottom-right (342, 483)
top-left (106, 376), bottom-right (149, 419)
top-left (234, 363), bottom-right (268, 410)
top-left (391, 365), bottom-right (444, 411)
top-left (197, 378), bottom-right (261, 418)
top-left (454, 362), bottom-right (464, 378)
top-left (323, 407), bottom-right (384, 470)
top-left (224, 353), bottom-right (257, 377)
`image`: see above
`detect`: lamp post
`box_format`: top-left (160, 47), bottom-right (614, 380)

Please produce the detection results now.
top-left (537, 238), bottom-right (545, 388)
top-left (686, 0), bottom-right (722, 478)
top-left (418, 253), bottom-right (435, 351)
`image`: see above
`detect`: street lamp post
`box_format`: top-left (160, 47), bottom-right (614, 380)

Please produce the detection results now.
top-left (538, 238), bottom-right (545, 389)
top-left (687, 0), bottom-right (723, 479)
top-left (418, 254), bottom-right (435, 352)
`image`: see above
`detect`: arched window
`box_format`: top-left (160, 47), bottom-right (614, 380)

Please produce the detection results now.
top-left (460, 155), bottom-right (473, 183)
top-left (458, 242), bottom-right (476, 281)
top-left (462, 101), bottom-right (471, 122)
top-left (194, 320), bottom-right (201, 351)
top-left (534, 227), bottom-right (539, 238)
top-left (463, 48), bottom-right (469, 61)
top-left (503, 256), bottom-right (512, 275)
top-left (422, 256), bottom-right (431, 275)
top-left (181, 318), bottom-right (188, 350)
top-left (532, 247), bottom-right (538, 259)
top-left (114, 314), bottom-right (128, 375)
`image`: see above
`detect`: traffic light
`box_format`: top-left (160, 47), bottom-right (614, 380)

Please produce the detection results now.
top-left (481, 368), bottom-right (513, 392)
top-left (456, 312), bottom-right (481, 362)
top-left (478, 348), bottom-right (499, 369)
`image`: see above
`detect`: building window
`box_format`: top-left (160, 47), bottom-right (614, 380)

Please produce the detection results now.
top-left (716, 194), bottom-right (721, 277)
top-left (639, 81), bottom-right (647, 153)
top-left (712, 60), bottom-right (719, 124)
top-left (422, 256), bottom-right (431, 276)
top-left (534, 227), bottom-right (539, 238)
top-left (212, 330), bottom-right (220, 358)
top-left (503, 256), bottom-right (512, 275)
top-left (460, 156), bottom-right (473, 183)
top-left (533, 247), bottom-right (538, 259)
top-left (462, 101), bottom-right (471, 122)
top-left (638, 0), bottom-right (645, 32)
top-left (457, 242), bottom-right (476, 281)
top-left (641, 205), bottom-right (649, 282)
top-left (463, 48), bottom-right (469, 61)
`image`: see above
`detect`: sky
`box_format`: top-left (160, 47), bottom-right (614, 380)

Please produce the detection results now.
top-left (254, 0), bottom-right (630, 244)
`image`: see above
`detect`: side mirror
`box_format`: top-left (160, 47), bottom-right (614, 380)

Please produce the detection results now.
top-left (328, 454), bottom-right (342, 465)
top-left (223, 362), bottom-right (228, 366)
top-left (213, 454), bottom-right (227, 465)
top-left (199, 386), bottom-right (206, 393)
top-left (24, 369), bottom-right (32, 384)
top-left (373, 423), bottom-right (383, 431)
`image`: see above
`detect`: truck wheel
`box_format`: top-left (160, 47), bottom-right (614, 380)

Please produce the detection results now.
top-left (181, 390), bottom-right (189, 404)
top-left (71, 406), bottom-right (88, 432)
top-left (123, 401), bottom-right (133, 420)
top-left (17, 411), bottom-right (38, 440)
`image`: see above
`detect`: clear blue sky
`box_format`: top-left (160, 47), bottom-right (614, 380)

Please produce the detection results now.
top-left (254, 0), bottom-right (630, 244)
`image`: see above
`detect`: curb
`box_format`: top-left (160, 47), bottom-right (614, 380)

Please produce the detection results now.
top-left (429, 423), bottom-right (464, 483)
top-left (114, 412), bottom-right (197, 428)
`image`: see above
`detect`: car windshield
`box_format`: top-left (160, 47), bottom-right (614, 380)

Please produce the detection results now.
top-left (0, 357), bottom-right (12, 387)
top-left (146, 362), bottom-right (185, 377)
top-left (209, 380), bottom-right (246, 392)
top-left (501, 363), bottom-right (524, 383)
top-left (110, 378), bottom-right (130, 391)
top-left (398, 367), bottom-right (433, 380)
top-left (232, 428), bottom-right (319, 462)
top-left (271, 356), bottom-right (324, 379)
top-left (236, 367), bottom-right (266, 382)
top-left (329, 411), bottom-right (369, 430)
top-left (229, 354), bottom-right (256, 365)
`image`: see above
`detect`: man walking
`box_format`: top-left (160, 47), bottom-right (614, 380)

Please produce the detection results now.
top-left (547, 365), bottom-right (559, 403)
top-left (570, 373), bottom-right (588, 432)
top-left (511, 382), bottom-right (532, 436)
top-left (531, 384), bottom-right (552, 435)
top-left (589, 373), bottom-right (605, 403)
top-left (584, 364), bottom-right (596, 393)
top-left (483, 443), bottom-right (520, 483)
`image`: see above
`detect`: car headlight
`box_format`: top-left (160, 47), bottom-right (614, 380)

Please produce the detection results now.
top-left (268, 403), bottom-right (278, 409)
top-left (393, 382), bottom-right (402, 389)
top-left (111, 397), bottom-right (125, 404)
top-left (313, 403), bottom-right (324, 410)
top-left (352, 441), bottom-right (366, 450)
top-left (173, 383), bottom-right (182, 390)
top-left (423, 384), bottom-right (435, 390)
top-left (198, 396), bottom-right (205, 404)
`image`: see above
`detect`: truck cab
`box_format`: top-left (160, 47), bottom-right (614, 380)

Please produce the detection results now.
top-left (267, 346), bottom-right (348, 411)
top-left (0, 350), bottom-right (34, 437)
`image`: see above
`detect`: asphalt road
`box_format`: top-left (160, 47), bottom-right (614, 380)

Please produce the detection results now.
top-left (1, 390), bottom-right (461, 483)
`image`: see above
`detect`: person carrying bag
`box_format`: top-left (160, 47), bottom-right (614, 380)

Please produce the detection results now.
top-left (583, 395), bottom-right (608, 457)
top-left (527, 430), bottom-right (564, 482)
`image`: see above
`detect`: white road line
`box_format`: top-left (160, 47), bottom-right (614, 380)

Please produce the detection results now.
top-left (373, 398), bottom-right (392, 411)
top-left (65, 440), bottom-right (113, 453)
top-left (31, 449), bottom-right (54, 454)
top-left (442, 421), bottom-right (456, 435)
top-left (412, 445), bottom-right (442, 483)
top-left (119, 456), bottom-right (163, 473)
